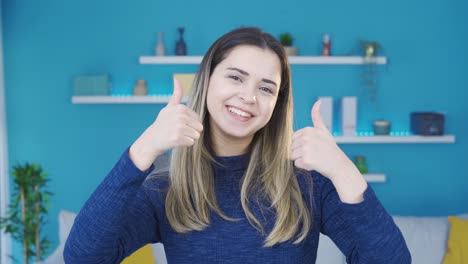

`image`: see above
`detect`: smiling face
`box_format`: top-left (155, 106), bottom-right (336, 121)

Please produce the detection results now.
top-left (206, 45), bottom-right (282, 155)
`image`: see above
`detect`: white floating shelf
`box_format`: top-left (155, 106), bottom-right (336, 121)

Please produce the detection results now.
top-left (288, 56), bottom-right (387, 65)
top-left (140, 56), bottom-right (203, 64)
top-left (363, 174), bottom-right (386, 183)
top-left (335, 135), bottom-right (455, 144)
top-left (71, 95), bottom-right (188, 104)
top-left (139, 56), bottom-right (387, 65)
top-left (70, 97), bottom-right (456, 144)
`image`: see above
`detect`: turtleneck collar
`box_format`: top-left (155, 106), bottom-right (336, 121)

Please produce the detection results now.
top-left (212, 153), bottom-right (250, 172)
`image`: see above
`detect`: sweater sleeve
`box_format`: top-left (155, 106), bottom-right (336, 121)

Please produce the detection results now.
top-left (64, 147), bottom-right (161, 264)
top-left (318, 174), bottom-right (411, 264)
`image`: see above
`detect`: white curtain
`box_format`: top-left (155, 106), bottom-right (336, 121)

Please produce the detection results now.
top-left (0, 1), bottom-right (12, 263)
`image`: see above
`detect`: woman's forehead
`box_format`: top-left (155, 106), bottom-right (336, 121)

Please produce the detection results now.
top-left (218, 45), bottom-right (282, 82)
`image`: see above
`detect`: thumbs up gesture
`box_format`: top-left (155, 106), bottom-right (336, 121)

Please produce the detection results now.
top-left (291, 100), bottom-right (368, 203)
top-left (129, 78), bottom-right (204, 171)
top-left (291, 100), bottom-right (354, 180)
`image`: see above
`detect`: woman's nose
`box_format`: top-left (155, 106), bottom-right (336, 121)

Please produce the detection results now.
top-left (238, 90), bottom-right (257, 104)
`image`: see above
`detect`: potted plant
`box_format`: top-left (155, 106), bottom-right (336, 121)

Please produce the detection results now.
top-left (359, 40), bottom-right (382, 106)
top-left (360, 40), bottom-right (381, 57)
top-left (279, 32), bottom-right (297, 56)
top-left (0, 163), bottom-right (53, 264)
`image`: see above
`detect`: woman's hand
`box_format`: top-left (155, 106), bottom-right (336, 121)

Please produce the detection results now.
top-left (129, 79), bottom-right (204, 171)
top-left (290, 100), bottom-right (367, 203)
top-left (290, 100), bottom-right (348, 178)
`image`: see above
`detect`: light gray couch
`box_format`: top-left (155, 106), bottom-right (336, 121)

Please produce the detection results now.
top-left (154, 214), bottom-right (467, 264)
top-left (37, 208), bottom-right (466, 264)
top-left (318, 214), bottom-right (468, 264)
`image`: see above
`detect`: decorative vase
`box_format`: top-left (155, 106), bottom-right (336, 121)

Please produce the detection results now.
top-left (354, 156), bottom-right (368, 174)
top-left (156, 32), bottom-right (165, 56)
top-left (175, 27), bottom-right (187, 56)
top-left (284, 46), bottom-right (297, 56)
top-left (373, 120), bottom-right (391, 135)
top-left (133, 80), bottom-right (148, 96)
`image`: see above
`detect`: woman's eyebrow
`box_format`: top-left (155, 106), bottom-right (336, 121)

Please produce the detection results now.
top-left (226, 67), bottom-right (277, 87)
top-left (261, 79), bottom-right (277, 88)
top-left (226, 67), bottom-right (249, 76)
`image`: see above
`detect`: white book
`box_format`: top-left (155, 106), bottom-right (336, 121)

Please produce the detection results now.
top-left (341, 97), bottom-right (357, 136)
top-left (318, 97), bottom-right (333, 133)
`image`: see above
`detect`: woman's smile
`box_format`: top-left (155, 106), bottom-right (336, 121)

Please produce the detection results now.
top-left (226, 105), bottom-right (254, 122)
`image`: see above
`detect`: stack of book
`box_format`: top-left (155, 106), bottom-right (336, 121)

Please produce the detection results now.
top-left (73, 75), bottom-right (110, 95)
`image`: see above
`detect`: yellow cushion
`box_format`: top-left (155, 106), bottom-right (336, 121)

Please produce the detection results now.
top-left (121, 244), bottom-right (155, 264)
top-left (443, 216), bottom-right (468, 264)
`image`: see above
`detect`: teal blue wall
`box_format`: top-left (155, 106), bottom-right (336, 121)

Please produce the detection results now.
top-left (3, 0), bottom-right (468, 261)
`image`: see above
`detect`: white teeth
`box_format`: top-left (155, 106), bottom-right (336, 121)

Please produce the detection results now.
top-left (228, 106), bottom-right (252, 117)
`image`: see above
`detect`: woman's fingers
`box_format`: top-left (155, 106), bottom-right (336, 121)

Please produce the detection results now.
top-left (171, 105), bottom-right (203, 133)
top-left (181, 126), bottom-right (201, 141)
top-left (293, 158), bottom-right (305, 169)
top-left (177, 136), bottom-right (196, 147)
top-left (184, 115), bottom-right (204, 133)
top-left (187, 109), bottom-right (203, 125)
top-left (290, 148), bottom-right (302, 161)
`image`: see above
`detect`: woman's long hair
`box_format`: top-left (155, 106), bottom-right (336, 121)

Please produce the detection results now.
top-left (165, 27), bottom-right (312, 247)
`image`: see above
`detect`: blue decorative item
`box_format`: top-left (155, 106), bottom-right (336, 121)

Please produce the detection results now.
top-left (175, 27), bottom-right (187, 56)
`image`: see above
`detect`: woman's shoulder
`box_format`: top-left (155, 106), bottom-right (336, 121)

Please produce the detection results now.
top-left (143, 170), bottom-right (169, 189)
top-left (141, 154), bottom-right (171, 197)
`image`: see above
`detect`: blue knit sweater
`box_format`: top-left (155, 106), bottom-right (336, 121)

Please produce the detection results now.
top-left (64, 148), bottom-right (411, 263)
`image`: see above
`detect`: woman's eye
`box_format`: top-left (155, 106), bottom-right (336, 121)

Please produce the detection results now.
top-left (229, 75), bottom-right (242, 82)
top-left (260, 87), bottom-right (273, 94)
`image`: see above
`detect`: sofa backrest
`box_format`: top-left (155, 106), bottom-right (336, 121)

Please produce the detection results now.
top-left (316, 233), bottom-right (345, 264)
top-left (393, 214), bottom-right (468, 264)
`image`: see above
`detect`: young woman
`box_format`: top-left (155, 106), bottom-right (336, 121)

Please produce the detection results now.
top-left (64, 27), bottom-right (411, 263)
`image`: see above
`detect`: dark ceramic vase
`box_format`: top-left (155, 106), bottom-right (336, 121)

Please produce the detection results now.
top-left (175, 27), bottom-right (187, 56)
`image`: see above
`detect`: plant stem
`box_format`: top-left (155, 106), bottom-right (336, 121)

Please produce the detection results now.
top-left (35, 185), bottom-right (40, 261)
top-left (20, 187), bottom-right (27, 264)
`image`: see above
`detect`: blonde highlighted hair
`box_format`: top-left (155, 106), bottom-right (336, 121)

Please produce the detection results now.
top-left (165, 27), bottom-right (312, 247)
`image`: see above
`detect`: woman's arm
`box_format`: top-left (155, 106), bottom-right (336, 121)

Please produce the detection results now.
top-left (291, 100), bottom-right (410, 262)
top-left (64, 79), bottom-right (202, 263)
top-left (64, 147), bottom-right (161, 264)
top-left (318, 174), bottom-right (411, 263)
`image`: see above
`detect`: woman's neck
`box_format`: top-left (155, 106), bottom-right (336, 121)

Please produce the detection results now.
top-left (210, 131), bottom-right (252, 157)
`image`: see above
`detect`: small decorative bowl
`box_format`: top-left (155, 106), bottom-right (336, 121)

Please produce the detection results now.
top-left (373, 120), bottom-right (391, 135)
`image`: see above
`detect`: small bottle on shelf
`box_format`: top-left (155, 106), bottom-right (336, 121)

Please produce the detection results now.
top-left (133, 80), bottom-right (148, 96)
top-left (156, 32), bottom-right (165, 56)
top-left (322, 34), bottom-right (331, 56)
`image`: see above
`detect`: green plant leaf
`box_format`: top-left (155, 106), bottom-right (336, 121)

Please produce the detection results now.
top-left (279, 32), bottom-right (293, 46)
top-left (1, 161), bottom-right (54, 261)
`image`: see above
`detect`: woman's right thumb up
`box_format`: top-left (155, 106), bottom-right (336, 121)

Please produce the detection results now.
top-left (167, 78), bottom-right (184, 106)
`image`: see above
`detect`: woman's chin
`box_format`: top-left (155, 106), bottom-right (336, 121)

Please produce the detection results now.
top-left (219, 126), bottom-right (255, 141)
